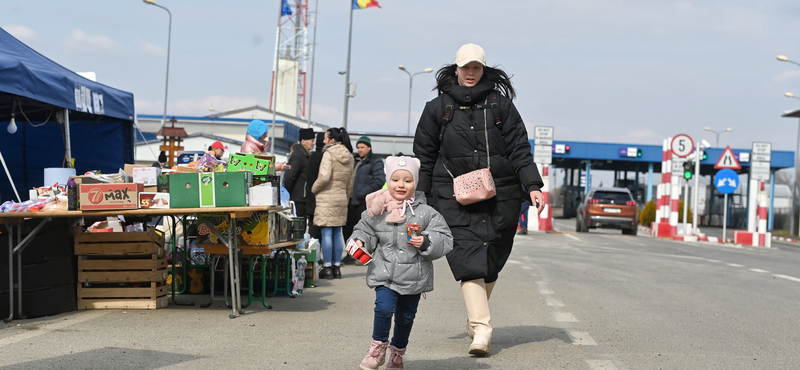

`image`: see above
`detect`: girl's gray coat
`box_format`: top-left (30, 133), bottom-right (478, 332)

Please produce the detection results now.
top-left (349, 191), bottom-right (453, 295)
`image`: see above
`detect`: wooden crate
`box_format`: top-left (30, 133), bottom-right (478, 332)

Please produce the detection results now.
top-left (77, 254), bottom-right (168, 283)
top-left (77, 281), bottom-right (168, 310)
top-left (74, 229), bottom-right (166, 257)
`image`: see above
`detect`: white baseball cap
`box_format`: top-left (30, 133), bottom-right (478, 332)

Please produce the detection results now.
top-left (455, 43), bottom-right (486, 67)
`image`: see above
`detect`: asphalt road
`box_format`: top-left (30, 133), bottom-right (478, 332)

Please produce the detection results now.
top-left (1, 220), bottom-right (799, 369)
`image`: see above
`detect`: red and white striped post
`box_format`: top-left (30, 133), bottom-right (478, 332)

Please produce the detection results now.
top-left (653, 138), bottom-right (675, 237)
top-left (537, 166), bottom-right (552, 231)
top-left (733, 181), bottom-right (771, 247)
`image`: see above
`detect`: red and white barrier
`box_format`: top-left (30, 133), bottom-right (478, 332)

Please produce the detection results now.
top-left (733, 182), bottom-right (771, 247)
top-left (537, 166), bottom-right (552, 231)
top-left (652, 138), bottom-right (675, 238)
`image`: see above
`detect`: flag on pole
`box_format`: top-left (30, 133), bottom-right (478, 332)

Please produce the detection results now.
top-left (281, 0), bottom-right (293, 16)
top-left (353, 0), bottom-right (381, 9)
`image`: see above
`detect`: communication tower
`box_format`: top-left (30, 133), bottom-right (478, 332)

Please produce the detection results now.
top-left (269, 0), bottom-right (309, 118)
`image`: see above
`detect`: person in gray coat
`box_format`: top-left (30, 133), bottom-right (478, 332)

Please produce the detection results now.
top-left (347, 156), bottom-right (453, 370)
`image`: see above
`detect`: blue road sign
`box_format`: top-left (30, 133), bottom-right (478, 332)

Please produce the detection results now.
top-left (714, 169), bottom-right (739, 194)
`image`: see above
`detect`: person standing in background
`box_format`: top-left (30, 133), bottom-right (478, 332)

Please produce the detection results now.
top-left (240, 119), bottom-right (288, 171)
top-left (284, 128), bottom-right (316, 218)
top-left (306, 132), bottom-right (326, 242)
top-left (311, 127), bottom-right (354, 279)
top-left (343, 135), bottom-right (385, 263)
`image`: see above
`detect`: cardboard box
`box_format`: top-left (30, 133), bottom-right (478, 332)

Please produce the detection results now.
top-left (139, 192), bottom-right (170, 209)
top-left (79, 183), bottom-right (143, 210)
top-left (157, 174), bottom-right (170, 193)
top-left (214, 172), bottom-right (251, 207)
top-left (227, 153), bottom-right (274, 175)
top-left (133, 167), bottom-right (162, 186)
top-left (169, 173), bottom-right (200, 208)
top-left (249, 184), bottom-right (278, 206)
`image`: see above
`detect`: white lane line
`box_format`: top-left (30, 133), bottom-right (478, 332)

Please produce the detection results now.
top-left (586, 360), bottom-right (618, 369)
top-left (727, 263), bottom-right (743, 267)
top-left (0, 310), bottom-right (112, 347)
top-left (775, 274), bottom-right (800, 283)
top-left (522, 266), bottom-right (533, 270)
top-left (706, 259), bottom-right (722, 263)
top-left (567, 331), bottom-right (597, 345)
top-left (565, 234), bottom-right (581, 241)
top-left (545, 297), bottom-right (564, 307)
top-left (750, 269), bottom-right (769, 273)
top-left (555, 312), bottom-right (578, 322)
top-left (539, 287), bottom-right (554, 295)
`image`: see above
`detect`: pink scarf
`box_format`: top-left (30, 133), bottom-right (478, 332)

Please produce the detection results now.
top-left (365, 189), bottom-right (415, 224)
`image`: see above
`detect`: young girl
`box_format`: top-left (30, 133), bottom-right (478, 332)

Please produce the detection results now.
top-left (347, 156), bottom-right (453, 370)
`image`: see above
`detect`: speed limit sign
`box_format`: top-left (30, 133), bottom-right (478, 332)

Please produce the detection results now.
top-left (671, 134), bottom-right (694, 158)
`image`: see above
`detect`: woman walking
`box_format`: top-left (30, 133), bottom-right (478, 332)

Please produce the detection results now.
top-left (413, 43), bottom-right (545, 356)
top-left (311, 127), bottom-right (354, 279)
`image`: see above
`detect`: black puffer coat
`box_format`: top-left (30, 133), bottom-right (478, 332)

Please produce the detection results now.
top-left (350, 151), bottom-right (385, 207)
top-left (284, 145), bottom-right (310, 204)
top-left (413, 78), bottom-right (543, 283)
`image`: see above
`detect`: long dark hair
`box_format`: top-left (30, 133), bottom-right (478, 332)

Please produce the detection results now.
top-left (327, 127), bottom-right (354, 153)
top-left (434, 64), bottom-right (516, 100)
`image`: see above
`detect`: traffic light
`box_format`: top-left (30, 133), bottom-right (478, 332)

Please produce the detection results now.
top-left (637, 148), bottom-right (642, 157)
top-left (700, 150), bottom-right (707, 160)
top-left (565, 145), bottom-right (570, 154)
top-left (683, 161), bottom-right (694, 180)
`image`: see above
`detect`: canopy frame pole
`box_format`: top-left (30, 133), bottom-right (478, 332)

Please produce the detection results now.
top-left (64, 109), bottom-right (72, 168)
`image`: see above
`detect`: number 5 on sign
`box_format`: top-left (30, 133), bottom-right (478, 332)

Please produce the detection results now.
top-left (671, 134), bottom-right (694, 158)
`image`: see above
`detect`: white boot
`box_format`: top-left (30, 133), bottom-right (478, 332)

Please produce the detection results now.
top-left (467, 280), bottom-right (495, 339)
top-left (461, 279), bottom-right (492, 356)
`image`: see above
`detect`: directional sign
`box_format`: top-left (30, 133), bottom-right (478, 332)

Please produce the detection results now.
top-left (714, 169), bottom-right (739, 194)
top-left (713, 146), bottom-right (741, 170)
top-left (671, 134), bottom-right (694, 158)
top-left (751, 142), bottom-right (771, 162)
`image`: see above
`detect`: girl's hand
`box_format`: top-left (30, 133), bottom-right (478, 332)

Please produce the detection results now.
top-left (408, 235), bottom-right (424, 248)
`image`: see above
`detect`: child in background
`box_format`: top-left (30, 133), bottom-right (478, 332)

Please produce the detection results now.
top-left (347, 156), bottom-right (453, 370)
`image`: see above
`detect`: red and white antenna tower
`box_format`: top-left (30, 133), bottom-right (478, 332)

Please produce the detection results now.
top-left (269, 0), bottom-right (309, 119)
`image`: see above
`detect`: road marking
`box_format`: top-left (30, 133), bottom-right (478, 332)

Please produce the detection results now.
top-left (522, 266), bottom-right (533, 270)
top-left (539, 287), bottom-right (554, 295)
top-left (545, 297), bottom-right (564, 307)
top-left (775, 274), bottom-right (800, 283)
top-left (586, 360), bottom-right (618, 369)
top-left (727, 263), bottom-right (743, 267)
top-left (506, 260), bottom-right (522, 264)
top-left (0, 310), bottom-right (111, 347)
top-left (567, 331), bottom-right (597, 345)
top-left (555, 312), bottom-right (578, 322)
top-left (706, 259), bottom-right (722, 263)
top-left (564, 234), bottom-right (581, 241)
top-left (750, 269), bottom-right (769, 273)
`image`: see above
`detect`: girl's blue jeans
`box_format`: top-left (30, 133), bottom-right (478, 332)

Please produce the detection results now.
top-left (372, 286), bottom-right (421, 349)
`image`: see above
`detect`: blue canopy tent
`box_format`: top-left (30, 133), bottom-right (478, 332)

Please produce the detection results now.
top-left (0, 27), bottom-right (135, 202)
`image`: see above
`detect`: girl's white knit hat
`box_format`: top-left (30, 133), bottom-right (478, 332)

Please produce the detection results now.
top-left (385, 156), bottom-right (420, 187)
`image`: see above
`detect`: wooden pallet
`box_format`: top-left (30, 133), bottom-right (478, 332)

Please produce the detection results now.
top-left (74, 229), bottom-right (166, 257)
top-left (77, 282), bottom-right (168, 310)
top-left (77, 254), bottom-right (168, 283)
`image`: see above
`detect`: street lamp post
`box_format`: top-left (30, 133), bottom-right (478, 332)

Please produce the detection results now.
top-left (784, 91), bottom-right (800, 236)
top-left (703, 127), bottom-right (732, 147)
top-left (398, 65), bottom-right (433, 135)
top-left (143, 0), bottom-right (172, 127)
top-left (778, 54), bottom-right (800, 236)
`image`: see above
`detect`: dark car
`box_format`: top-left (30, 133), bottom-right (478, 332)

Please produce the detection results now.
top-left (576, 187), bottom-right (638, 235)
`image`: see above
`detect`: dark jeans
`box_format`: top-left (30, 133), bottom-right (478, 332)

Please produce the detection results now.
top-left (519, 200), bottom-right (531, 229)
top-left (372, 286), bottom-right (421, 349)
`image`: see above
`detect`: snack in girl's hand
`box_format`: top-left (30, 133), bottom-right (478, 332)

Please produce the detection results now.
top-left (407, 224), bottom-right (421, 245)
top-left (346, 239), bottom-right (373, 265)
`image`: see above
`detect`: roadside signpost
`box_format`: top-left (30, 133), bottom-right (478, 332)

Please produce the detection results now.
top-left (714, 168), bottom-right (739, 243)
top-left (714, 146), bottom-right (741, 170)
top-left (671, 134), bottom-right (694, 158)
top-left (750, 142), bottom-right (771, 181)
top-left (533, 126), bottom-right (554, 165)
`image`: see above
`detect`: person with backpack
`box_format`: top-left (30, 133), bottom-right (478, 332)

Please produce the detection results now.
top-left (412, 43), bottom-right (545, 357)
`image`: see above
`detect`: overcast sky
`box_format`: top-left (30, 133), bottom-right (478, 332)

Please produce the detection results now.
top-left (4, 0), bottom-right (800, 153)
